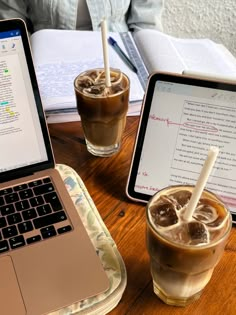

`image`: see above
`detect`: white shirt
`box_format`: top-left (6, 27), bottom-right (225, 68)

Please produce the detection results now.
top-left (0, 0), bottom-right (164, 33)
top-left (76, 0), bottom-right (92, 30)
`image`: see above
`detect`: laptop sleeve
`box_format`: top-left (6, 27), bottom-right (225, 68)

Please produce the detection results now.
top-left (47, 164), bottom-right (127, 315)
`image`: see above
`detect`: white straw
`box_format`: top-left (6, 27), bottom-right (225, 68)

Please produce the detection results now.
top-left (183, 146), bottom-right (219, 221)
top-left (101, 19), bottom-right (111, 87)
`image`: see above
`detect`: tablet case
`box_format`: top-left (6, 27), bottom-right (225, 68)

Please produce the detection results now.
top-left (47, 164), bottom-right (127, 315)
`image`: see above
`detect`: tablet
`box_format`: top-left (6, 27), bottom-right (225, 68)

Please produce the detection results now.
top-left (126, 72), bottom-right (236, 221)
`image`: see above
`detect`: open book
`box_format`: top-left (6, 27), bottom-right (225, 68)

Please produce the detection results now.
top-left (30, 29), bottom-right (236, 123)
top-left (133, 29), bottom-right (236, 75)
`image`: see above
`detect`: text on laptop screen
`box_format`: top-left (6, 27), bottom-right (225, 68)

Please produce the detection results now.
top-left (0, 29), bottom-right (48, 173)
top-left (135, 80), bottom-right (236, 208)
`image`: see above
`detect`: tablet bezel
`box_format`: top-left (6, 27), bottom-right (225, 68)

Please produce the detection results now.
top-left (126, 71), bottom-right (236, 203)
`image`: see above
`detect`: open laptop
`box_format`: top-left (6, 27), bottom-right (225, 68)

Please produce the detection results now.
top-left (0, 18), bottom-right (109, 315)
top-left (126, 71), bottom-right (236, 223)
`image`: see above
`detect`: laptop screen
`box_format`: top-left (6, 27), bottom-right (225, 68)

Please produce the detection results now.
top-left (127, 72), bottom-right (236, 216)
top-left (0, 20), bottom-right (54, 181)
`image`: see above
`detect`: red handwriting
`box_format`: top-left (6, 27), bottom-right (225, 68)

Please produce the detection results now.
top-left (149, 114), bottom-right (218, 133)
top-left (135, 185), bottom-right (159, 192)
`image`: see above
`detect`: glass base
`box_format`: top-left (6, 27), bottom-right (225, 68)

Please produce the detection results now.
top-left (153, 282), bottom-right (202, 307)
top-left (86, 140), bottom-right (120, 157)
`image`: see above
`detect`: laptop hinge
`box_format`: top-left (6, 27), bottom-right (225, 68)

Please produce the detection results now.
top-left (0, 172), bottom-right (34, 184)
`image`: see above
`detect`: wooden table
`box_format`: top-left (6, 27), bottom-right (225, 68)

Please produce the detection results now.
top-left (48, 117), bottom-right (236, 315)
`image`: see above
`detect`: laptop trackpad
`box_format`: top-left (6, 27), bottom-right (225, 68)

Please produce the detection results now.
top-left (0, 256), bottom-right (26, 315)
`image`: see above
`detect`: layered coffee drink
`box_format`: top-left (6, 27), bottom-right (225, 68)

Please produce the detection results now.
top-left (146, 185), bottom-right (231, 306)
top-left (74, 68), bottom-right (130, 157)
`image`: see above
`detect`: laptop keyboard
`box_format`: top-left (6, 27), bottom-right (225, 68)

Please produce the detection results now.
top-left (0, 177), bottom-right (72, 254)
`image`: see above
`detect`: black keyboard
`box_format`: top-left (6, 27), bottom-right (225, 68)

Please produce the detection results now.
top-left (0, 177), bottom-right (72, 254)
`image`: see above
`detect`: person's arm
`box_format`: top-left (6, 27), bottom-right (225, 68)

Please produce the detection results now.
top-left (0, 1), bottom-right (33, 31)
top-left (0, 0), bottom-right (28, 20)
top-left (127, 0), bottom-right (164, 31)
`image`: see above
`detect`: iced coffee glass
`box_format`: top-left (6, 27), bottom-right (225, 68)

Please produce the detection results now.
top-left (74, 68), bottom-right (130, 157)
top-left (146, 185), bottom-right (232, 307)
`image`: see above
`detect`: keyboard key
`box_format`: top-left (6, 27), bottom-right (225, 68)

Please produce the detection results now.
top-left (0, 217), bottom-right (7, 228)
top-left (0, 204), bottom-right (15, 216)
top-left (43, 177), bottom-right (51, 183)
top-left (26, 235), bottom-right (41, 244)
top-left (19, 189), bottom-right (33, 199)
top-left (30, 196), bottom-right (44, 207)
top-left (15, 200), bottom-right (30, 211)
top-left (33, 183), bottom-right (55, 195)
top-left (2, 225), bottom-right (18, 238)
top-left (40, 225), bottom-right (57, 239)
top-left (0, 240), bottom-right (9, 253)
top-left (7, 213), bottom-right (22, 225)
top-left (5, 193), bottom-right (19, 204)
top-left (9, 236), bottom-right (25, 249)
top-left (0, 196), bottom-right (4, 206)
top-left (14, 184), bottom-right (28, 192)
top-left (28, 180), bottom-right (42, 187)
top-left (44, 192), bottom-right (63, 211)
top-left (22, 208), bottom-right (37, 220)
top-left (33, 211), bottom-right (67, 229)
top-left (0, 188), bottom-right (13, 196)
top-left (58, 225), bottom-right (72, 234)
top-left (37, 204), bottom-right (52, 216)
top-left (18, 221), bottom-right (34, 234)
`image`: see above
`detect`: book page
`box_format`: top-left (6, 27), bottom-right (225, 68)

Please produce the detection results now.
top-left (30, 30), bottom-right (144, 112)
top-left (133, 29), bottom-right (236, 76)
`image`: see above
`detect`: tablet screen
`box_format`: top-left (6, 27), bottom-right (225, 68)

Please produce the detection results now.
top-left (126, 72), bottom-right (236, 218)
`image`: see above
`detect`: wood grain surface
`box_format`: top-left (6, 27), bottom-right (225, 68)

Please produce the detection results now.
top-left (48, 117), bottom-right (236, 315)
